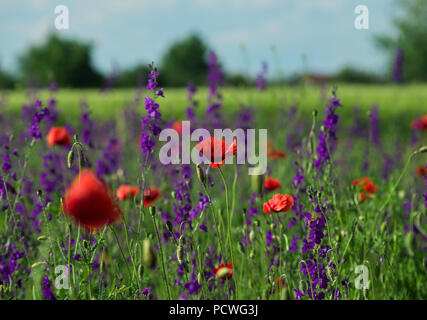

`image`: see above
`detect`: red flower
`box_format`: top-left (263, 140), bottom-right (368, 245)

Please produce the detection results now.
top-left (63, 170), bottom-right (121, 232)
top-left (267, 140), bottom-right (287, 159)
top-left (351, 177), bottom-right (377, 201)
top-left (263, 193), bottom-right (294, 215)
top-left (265, 177), bottom-right (281, 192)
top-left (212, 262), bottom-right (233, 280)
top-left (416, 165), bottom-right (427, 179)
top-left (172, 120), bottom-right (183, 135)
top-left (267, 150), bottom-right (287, 159)
top-left (47, 127), bottom-right (71, 147)
top-left (194, 138), bottom-right (237, 168)
top-left (410, 115), bottom-right (427, 132)
top-left (116, 185), bottom-right (139, 201)
top-left (363, 181), bottom-right (378, 194)
top-left (143, 187), bottom-right (162, 208)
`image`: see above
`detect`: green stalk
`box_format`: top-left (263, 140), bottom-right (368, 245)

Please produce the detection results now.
top-left (218, 166), bottom-right (238, 299)
top-left (151, 212), bottom-right (172, 300)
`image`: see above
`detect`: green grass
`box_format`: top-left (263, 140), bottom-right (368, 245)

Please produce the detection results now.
top-left (0, 83), bottom-right (426, 300)
top-left (4, 83), bottom-right (427, 120)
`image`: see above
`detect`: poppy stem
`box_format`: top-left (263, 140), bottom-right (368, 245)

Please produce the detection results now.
top-left (218, 166), bottom-right (238, 299)
top-left (109, 225), bottom-right (134, 292)
top-left (374, 150), bottom-right (417, 234)
top-left (151, 212), bottom-right (172, 300)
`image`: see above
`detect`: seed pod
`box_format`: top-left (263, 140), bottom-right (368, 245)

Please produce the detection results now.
top-left (67, 148), bottom-right (75, 168)
top-left (196, 164), bottom-right (206, 186)
top-left (142, 239), bottom-right (156, 269)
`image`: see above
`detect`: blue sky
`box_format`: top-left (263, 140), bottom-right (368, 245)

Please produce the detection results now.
top-left (0, 0), bottom-right (400, 77)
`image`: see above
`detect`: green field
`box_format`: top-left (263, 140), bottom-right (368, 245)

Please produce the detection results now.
top-left (1, 83), bottom-right (426, 300)
top-left (4, 84), bottom-right (427, 119)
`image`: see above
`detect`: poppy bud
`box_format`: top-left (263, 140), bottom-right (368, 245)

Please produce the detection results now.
top-left (166, 221), bottom-right (174, 234)
top-left (36, 189), bottom-right (43, 199)
top-left (249, 230), bottom-right (255, 242)
top-left (171, 191), bottom-right (176, 199)
top-left (31, 261), bottom-right (45, 268)
top-left (177, 236), bottom-right (185, 264)
top-left (238, 241), bottom-right (245, 253)
top-left (37, 235), bottom-right (48, 241)
top-left (418, 146), bottom-right (427, 153)
top-left (196, 164), bottom-right (206, 186)
top-left (142, 239), bottom-right (156, 269)
top-left (197, 272), bottom-right (202, 284)
top-left (82, 240), bottom-right (90, 250)
top-left (149, 206), bottom-right (156, 217)
top-left (251, 168), bottom-right (265, 194)
top-left (137, 264), bottom-right (144, 280)
top-left (249, 250), bottom-right (255, 259)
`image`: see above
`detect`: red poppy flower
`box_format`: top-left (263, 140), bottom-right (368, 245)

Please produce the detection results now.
top-left (267, 150), bottom-right (287, 159)
top-left (47, 127), bottom-right (71, 147)
top-left (265, 177), bottom-right (281, 192)
top-left (410, 115), bottom-right (427, 132)
top-left (172, 120), bottom-right (183, 135)
top-left (416, 166), bottom-right (427, 179)
top-left (263, 193), bottom-right (294, 215)
top-left (143, 187), bottom-right (162, 208)
top-left (352, 177), bottom-right (377, 201)
top-left (212, 262), bottom-right (233, 280)
top-left (63, 170), bottom-right (122, 232)
top-left (363, 181), bottom-right (378, 194)
top-left (194, 138), bottom-right (237, 168)
top-left (116, 185), bottom-right (139, 201)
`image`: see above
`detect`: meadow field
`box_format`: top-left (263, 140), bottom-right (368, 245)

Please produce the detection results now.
top-left (0, 80), bottom-right (426, 300)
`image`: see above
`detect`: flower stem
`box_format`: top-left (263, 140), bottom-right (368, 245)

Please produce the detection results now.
top-left (218, 166), bottom-right (238, 299)
top-left (151, 212), bottom-right (172, 300)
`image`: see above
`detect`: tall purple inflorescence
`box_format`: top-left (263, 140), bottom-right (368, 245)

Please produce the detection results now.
top-left (314, 94), bottom-right (342, 169)
top-left (140, 63), bottom-right (163, 158)
top-left (392, 47), bottom-right (404, 84)
top-left (29, 100), bottom-right (49, 141)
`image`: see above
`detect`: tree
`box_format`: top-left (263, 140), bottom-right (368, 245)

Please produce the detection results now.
top-left (0, 66), bottom-right (15, 89)
top-left (19, 33), bottom-right (102, 87)
top-left (160, 34), bottom-right (209, 86)
top-left (375, 0), bottom-right (427, 82)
